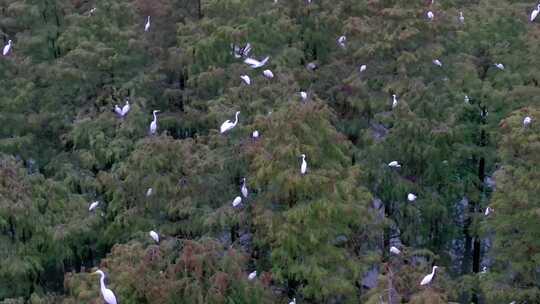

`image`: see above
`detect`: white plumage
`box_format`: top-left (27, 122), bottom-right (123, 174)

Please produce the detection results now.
top-left (244, 56), bottom-right (270, 68)
top-left (300, 91), bottom-right (308, 101)
top-left (149, 110), bottom-right (160, 135)
top-left (114, 105), bottom-right (123, 116)
top-left (484, 207), bottom-right (494, 216)
top-left (459, 11), bottom-right (465, 23)
top-left (494, 63), bottom-right (505, 70)
top-left (464, 95), bottom-right (470, 103)
top-left (149, 230), bottom-right (159, 243)
top-left (359, 65), bottom-right (367, 73)
top-left (252, 130), bottom-right (260, 138)
top-left (420, 266), bottom-right (438, 285)
top-left (289, 298), bottom-right (296, 304)
top-left (300, 154), bottom-right (307, 175)
top-left (121, 100), bottom-right (130, 116)
top-left (146, 188), bottom-right (153, 197)
top-left (248, 270), bottom-right (257, 280)
top-left (89, 201), bottom-right (99, 211)
top-left (388, 161), bottom-right (401, 168)
top-left (392, 94), bottom-right (398, 108)
top-left (94, 270), bottom-right (118, 304)
top-left (427, 11), bottom-right (434, 20)
top-left (523, 116), bottom-right (532, 127)
top-left (220, 111), bottom-right (240, 134)
top-left (241, 178), bottom-right (248, 198)
top-left (232, 196), bottom-right (242, 207)
top-left (407, 193), bottom-right (417, 202)
top-left (240, 75), bottom-right (251, 85)
top-left (144, 16), bottom-right (151, 32)
top-left (390, 246), bottom-right (401, 255)
top-left (433, 59), bottom-right (442, 67)
top-left (263, 69), bottom-right (274, 79)
top-left (337, 35), bottom-right (347, 48)
top-left (531, 4), bottom-right (540, 22)
top-left (3, 40), bottom-right (12, 56)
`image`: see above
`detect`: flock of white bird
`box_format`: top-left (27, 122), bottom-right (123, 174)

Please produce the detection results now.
top-left (2, 1), bottom-right (533, 303)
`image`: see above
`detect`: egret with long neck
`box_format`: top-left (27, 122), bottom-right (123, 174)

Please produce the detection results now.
top-left (150, 110), bottom-right (160, 135)
top-left (93, 270), bottom-right (118, 304)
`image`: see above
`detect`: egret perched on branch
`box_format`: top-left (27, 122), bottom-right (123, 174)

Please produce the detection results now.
top-left (89, 201), bottom-right (99, 211)
top-left (289, 298), bottom-right (296, 304)
top-left (146, 188), bottom-right (153, 197)
top-left (248, 271), bottom-right (257, 280)
top-left (523, 116), bottom-right (532, 127)
top-left (149, 230), bottom-right (159, 243)
top-left (244, 56), bottom-right (269, 69)
top-left (3, 40), bottom-right (12, 56)
top-left (337, 35), bottom-right (347, 48)
top-left (232, 196), bottom-right (242, 207)
top-left (392, 94), bottom-right (398, 108)
top-left (241, 178), bottom-right (248, 198)
top-left (240, 75), bottom-right (251, 85)
top-left (494, 63), bottom-right (505, 70)
top-left (427, 11), bottom-right (434, 21)
top-left (390, 246), bottom-right (401, 255)
top-left (220, 111), bottom-right (240, 134)
top-left (484, 206), bottom-right (494, 216)
top-left (149, 110), bottom-right (160, 135)
top-left (433, 59), bottom-right (442, 67)
top-left (263, 69), bottom-right (274, 79)
top-left (93, 270), bottom-right (118, 304)
top-left (459, 11), bottom-right (465, 23)
top-left (407, 193), bottom-right (417, 202)
top-left (306, 62), bottom-right (318, 71)
top-left (388, 161), bottom-right (401, 168)
top-left (531, 4), bottom-right (540, 22)
top-left (420, 266), bottom-right (438, 285)
top-left (359, 64), bottom-right (367, 73)
top-left (252, 130), bottom-right (260, 138)
top-left (300, 154), bottom-right (307, 175)
top-left (464, 95), bottom-right (470, 104)
top-left (144, 16), bottom-right (151, 32)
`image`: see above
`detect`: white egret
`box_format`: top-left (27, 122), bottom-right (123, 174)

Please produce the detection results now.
top-left (149, 110), bottom-right (160, 135)
top-left (337, 35), bottom-right (347, 48)
top-left (300, 91), bottom-right (308, 101)
top-left (459, 11), bottom-right (465, 23)
top-left (220, 111), bottom-right (240, 134)
top-left (464, 95), bottom-right (470, 104)
top-left (252, 130), bottom-right (260, 138)
top-left (420, 266), bottom-right (438, 285)
top-left (149, 230), bottom-right (159, 243)
top-left (144, 16), bottom-right (151, 32)
top-left (427, 11), bottom-right (434, 21)
top-left (523, 116), bottom-right (532, 127)
top-left (244, 56), bottom-right (270, 69)
top-left (532, 4), bottom-right (540, 22)
top-left (407, 193), bottom-right (417, 202)
top-left (3, 40), bottom-right (12, 56)
top-left (494, 63), bottom-right (505, 70)
top-left (146, 188), bottom-right (153, 197)
top-left (89, 8), bottom-right (97, 15)
top-left (359, 64), bottom-right (367, 73)
top-left (121, 99), bottom-right (130, 116)
top-left (306, 62), bottom-right (318, 71)
top-left (388, 161), bottom-right (401, 168)
top-left (433, 59), bottom-right (442, 67)
top-left (392, 94), bottom-right (398, 108)
top-left (114, 105), bottom-right (123, 116)
top-left (240, 75), bottom-right (251, 85)
top-left (390, 246), bottom-right (401, 255)
top-left (232, 196), bottom-right (242, 207)
top-left (300, 154), bottom-right (307, 175)
top-left (484, 206), bottom-right (494, 216)
top-left (481, 266), bottom-right (488, 273)
top-left (263, 69), bottom-right (274, 79)
top-left (233, 43), bottom-right (252, 58)
top-left (93, 270), bottom-right (118, 304)
top-left (241, 178), bottom-right (248, 198)
top-left (289, 298), bottom-right (296, 304)
top-left (89, 201), bottom-right (99, 211)
top-left (248, 270), bottom-right (257, 280)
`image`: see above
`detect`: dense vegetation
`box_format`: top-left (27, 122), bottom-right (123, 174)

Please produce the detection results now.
top-left (1, 0), bottom-right (539, 303)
